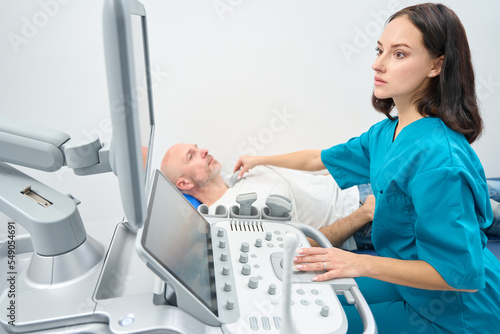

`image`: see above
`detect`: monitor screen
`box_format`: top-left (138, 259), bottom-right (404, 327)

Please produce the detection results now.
top-left (141, 170), bottom-right (218, 315)
top-left (130, 11), bottom-right (155, 191)
top-left (103, 0), bottom-right (155, 229)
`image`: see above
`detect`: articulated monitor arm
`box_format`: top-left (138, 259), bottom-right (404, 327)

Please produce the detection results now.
top-left (0, 116), bottom-right (110, 257)
top-left (0, 115), bottom-right (111, 175)
top-left (0, 162), bottom-right (87, 256)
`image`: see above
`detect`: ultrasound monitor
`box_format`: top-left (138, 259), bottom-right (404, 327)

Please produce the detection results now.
top-left (102, 0), bottom-right (155, 230)
top-left (140, 170), bottom-right (217, 313)
top-left (136, 170), bottom-right (240, 326)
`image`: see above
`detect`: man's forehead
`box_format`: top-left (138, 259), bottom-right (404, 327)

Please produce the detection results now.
top-left (173, 143), bottom-right (196, 162)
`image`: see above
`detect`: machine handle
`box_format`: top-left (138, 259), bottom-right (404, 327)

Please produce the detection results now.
top-left (287, 222), bottom-right (333, 248)
top-left (288, 221), bottom-right (378, 333)
top-left (350, 285), bottom-right (378, 334)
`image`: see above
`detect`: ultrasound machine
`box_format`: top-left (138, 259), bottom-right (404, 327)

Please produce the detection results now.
top-left (0, 0), bottom-right (376, 333)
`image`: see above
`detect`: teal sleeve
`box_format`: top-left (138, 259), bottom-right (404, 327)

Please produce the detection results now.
top-left (411, 167), bottom-right (488, 290)
top-left (321, 131), bottom-right (371, 189)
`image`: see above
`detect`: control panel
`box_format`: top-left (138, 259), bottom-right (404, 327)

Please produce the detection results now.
top-left (136, 171), bottom-right (376, 333)
top-left (212, 220), bottom-right (347, 334)
top-left (209, 223), bottom-right (241, 318)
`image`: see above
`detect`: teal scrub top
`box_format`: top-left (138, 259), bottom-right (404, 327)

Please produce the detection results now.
top-left (321, 117), bottom-right (500, 333)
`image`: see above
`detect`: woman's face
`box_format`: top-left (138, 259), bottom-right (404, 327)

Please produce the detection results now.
top-left (372, 16), bottom-right (440, 104)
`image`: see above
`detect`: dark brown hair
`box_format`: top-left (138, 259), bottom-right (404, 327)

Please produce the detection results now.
top-left (372, 3), bottom-right (483, 143)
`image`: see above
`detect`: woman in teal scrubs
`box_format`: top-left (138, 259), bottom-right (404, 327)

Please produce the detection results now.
top-left (233, 3), bottom-right (500, 333)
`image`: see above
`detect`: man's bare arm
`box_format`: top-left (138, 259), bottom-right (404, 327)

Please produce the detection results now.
top-left (309, 195), bottom-right (375, 247)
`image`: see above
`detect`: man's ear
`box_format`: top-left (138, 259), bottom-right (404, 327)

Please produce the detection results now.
top-left (177, 177), bottom-right (194, 191)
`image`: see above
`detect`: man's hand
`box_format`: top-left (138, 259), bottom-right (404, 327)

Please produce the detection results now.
top-left (310, 194), bottom-right (376, 248)
top-left (359, 194), bottom-right (375, 222)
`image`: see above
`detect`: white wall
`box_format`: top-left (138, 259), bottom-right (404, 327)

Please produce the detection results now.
top-left (142, 0), bottom-right (500, 179)
top-left (1, 0), bottom-right (499, 224)
top-left (0, 0), bottom-right (120, 223)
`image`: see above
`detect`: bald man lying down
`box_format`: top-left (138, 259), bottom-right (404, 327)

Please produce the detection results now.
top-left (161, 143), bottom-right (375, 250)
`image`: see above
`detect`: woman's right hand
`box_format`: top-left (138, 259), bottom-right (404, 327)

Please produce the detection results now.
top-left (233, 155), bottom-right (261, 179)
top-left (233, 150), bottom-right (323, 178)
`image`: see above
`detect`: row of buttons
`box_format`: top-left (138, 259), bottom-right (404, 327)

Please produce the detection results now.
top-left (249, 315), bottom-right (281, 331)
top-left (218, 229), bottom-right (302, 248)
top-left (218, 238), bottom-right (286, 250)
top-left (212, 227), bottom-right (239, 313)
top-left (248, 307), bottom-right (329, 331)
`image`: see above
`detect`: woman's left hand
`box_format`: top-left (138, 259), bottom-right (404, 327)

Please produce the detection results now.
top-left (294, 247), bottom-right (366, 282)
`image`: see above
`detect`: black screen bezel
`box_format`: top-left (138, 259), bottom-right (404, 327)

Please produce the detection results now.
top-left (140, 170), bottom-right (219, 316)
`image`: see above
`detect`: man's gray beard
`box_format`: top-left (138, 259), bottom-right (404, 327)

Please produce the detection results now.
top-left (192, 163), bottom-right (222, 189)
